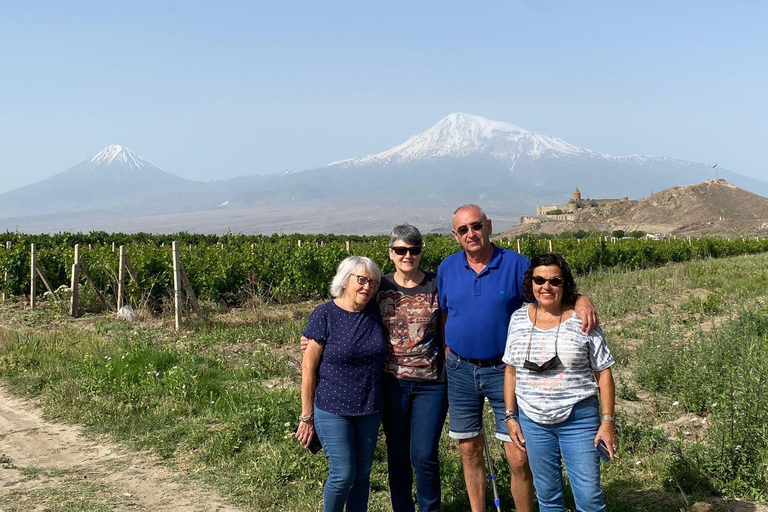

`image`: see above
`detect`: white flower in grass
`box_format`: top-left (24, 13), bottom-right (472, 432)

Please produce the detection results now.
top-left (735, 445), bottom-right (741, 451)
top-left (684, 431), bottom-right (691, 435)
top-left (712, 402), bottom-right (718, 408)
top-left (672, 401), bottom-right (679, 406)
top-left (635, 461), bottom-right (642, 466)
top-left (284, 422), bottom-right (291, 428)
top-left (701, 418), bottom-right (707, 425)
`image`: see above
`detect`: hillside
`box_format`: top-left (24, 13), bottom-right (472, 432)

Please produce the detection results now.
top-left (501, 179), bottom-right (768, 238)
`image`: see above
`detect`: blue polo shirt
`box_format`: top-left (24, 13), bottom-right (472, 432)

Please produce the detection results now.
top-left (437, 245), bottom-right (530, 361)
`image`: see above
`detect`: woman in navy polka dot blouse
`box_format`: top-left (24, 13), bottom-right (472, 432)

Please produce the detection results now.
top-left (296, 256), bottom-right (387, 512)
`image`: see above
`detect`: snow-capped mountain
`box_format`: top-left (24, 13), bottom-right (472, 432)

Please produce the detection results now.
top-left (330, 112), bottom-right (590, 169)
top-left (0, 145), bottom-right (214, 219)
top-left (1, 115), bottom-right (767, 234)
top-left (87, 144), bottom-right (172, 173)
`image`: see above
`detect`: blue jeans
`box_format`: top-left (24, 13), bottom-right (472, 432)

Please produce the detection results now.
top-left (445, 350), bottom-right (510, 441)
top-left (518, 396), bottom-right (605, 512)
top-left (381, 373), bottom-right (448, 512)
top-left (314, 406), bottom-right (382, 512)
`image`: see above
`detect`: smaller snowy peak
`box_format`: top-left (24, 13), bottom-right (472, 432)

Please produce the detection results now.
top-left (330, 113), bottom-right (593, 169)
top-left (87, 145), bottom-right (172, 175)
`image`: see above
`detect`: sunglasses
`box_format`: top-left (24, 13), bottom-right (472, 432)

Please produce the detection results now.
top-left (390, 246), bottom-right (422, 256)
top-left (351, 274), bottom-right (379, 287)
top-left (454, 221), bottom-right (486, 236)
top-left (532, 276), bottom-right (564, 287)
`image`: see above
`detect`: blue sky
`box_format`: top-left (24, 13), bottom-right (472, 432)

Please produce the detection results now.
top-left (0, 1), bottom-right (765, 193)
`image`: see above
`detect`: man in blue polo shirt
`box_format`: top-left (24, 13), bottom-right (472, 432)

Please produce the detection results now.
top-left (438, 204), bottom-right (598, 512)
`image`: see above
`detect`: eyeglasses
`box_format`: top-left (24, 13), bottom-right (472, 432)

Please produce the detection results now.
top-left (390, 246), bottom-right (422, 256)
top-left (351, 274), bottom-right (379, 287)
top-left (454, 221), bottom-right (486, 236)
top-left (532, 276), bottom-right (564, 287)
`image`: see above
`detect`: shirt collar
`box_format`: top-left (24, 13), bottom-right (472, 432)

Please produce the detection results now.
top-left (463, 244), bottom-right (502, 270)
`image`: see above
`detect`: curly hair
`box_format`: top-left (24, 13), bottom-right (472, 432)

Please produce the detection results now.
top-left (521, 253), bottom-right (578, 305)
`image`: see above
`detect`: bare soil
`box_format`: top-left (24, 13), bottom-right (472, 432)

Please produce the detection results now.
top-left (0, 386), bottom-right (245, 512)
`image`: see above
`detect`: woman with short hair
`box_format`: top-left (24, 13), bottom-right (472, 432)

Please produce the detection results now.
top-left (378, 224), bottom-right (447, 512)
top-left (502, 253), bottom-right (617, 512)
top-left (296, 255), bottom-right (387, 512)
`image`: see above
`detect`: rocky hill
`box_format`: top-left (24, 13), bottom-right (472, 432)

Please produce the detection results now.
top-left (501, 179), bottom-right (768, 238)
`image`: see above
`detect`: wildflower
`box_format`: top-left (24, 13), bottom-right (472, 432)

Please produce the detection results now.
top-left (701, 418), bottom-right (707, 425)
top-left (684, 431), bottom-right (691, 435)
top-left (672, 401), bottom-right (679, 406)
top-left (635, 461), bottom-right (641, 466)
top-left (284, 422), bottom-right (291, 428)
top-left (712, 402), bottom-right (718, 408)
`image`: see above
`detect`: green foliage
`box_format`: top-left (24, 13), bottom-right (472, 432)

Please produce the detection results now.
top-left (546, 209), bottom-right (565, 215)
top-left (612, 230), bottom-right (626, 239)
top-left (2, 231), bottom-right (768, 308)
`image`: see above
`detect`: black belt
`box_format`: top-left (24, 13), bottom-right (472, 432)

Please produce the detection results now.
top-left (450, 349), bottom-right (504, 368)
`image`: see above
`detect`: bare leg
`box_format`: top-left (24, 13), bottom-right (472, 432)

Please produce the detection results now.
top-left (504, 442), bottom-right (534, 512)
top-left (459, 436), bottom-right (486, 512)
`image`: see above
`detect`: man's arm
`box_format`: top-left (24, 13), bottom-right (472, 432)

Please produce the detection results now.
top-left (574, 294), bottom-right (599, 333)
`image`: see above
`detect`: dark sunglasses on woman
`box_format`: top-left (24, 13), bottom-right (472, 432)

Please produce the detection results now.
top-left (532, 276), bottom-right (564, 287)
top-left (390, 246), bottom-right (422, 256)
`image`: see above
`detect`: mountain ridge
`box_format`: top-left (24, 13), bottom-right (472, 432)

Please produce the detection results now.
top-left (1, 114), bottom-right (767, 234)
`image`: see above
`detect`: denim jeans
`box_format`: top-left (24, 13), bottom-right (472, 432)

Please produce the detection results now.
top-left (518, 396), bottom-right (605, 512)
top-left (445, 350), bottom-right (511, 441)
top-left (381, 373), bottom-right (448, 512)
top-left (314, 406), bottom-right (382, 512)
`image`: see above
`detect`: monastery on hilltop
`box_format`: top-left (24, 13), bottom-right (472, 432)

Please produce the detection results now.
top-left (525, 188), bottom-right (629, 224)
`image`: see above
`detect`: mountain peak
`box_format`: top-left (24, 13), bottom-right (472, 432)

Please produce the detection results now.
top-left (436, 112), bottom-right (527, 136)
top-left (90, 144), bottom-right (147, 170)
top-left (329, 113), bottom-right (588, 169)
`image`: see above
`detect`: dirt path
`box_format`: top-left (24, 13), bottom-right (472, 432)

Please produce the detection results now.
top-left (0, 386), bottom-right (246, 512)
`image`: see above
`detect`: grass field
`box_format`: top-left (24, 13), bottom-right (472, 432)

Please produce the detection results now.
top-left (1, 253), bottom-right (767, 511)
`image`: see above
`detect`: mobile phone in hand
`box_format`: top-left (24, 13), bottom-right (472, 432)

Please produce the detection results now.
top-left (596, 439), bottom-right (611, 462)
top-left (295, 425), bottom-right (322, 454)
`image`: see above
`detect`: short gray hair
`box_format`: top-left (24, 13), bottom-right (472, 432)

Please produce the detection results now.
top-left (389, 224), bottom-right (423, 247)
top-left (330, 256), bottom-right (382, 298)
top-left (453, 204), bottom-right (487, 220)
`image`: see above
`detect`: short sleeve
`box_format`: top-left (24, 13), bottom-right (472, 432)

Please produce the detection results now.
top-left (587, 327), bottom-right (615, 371)
top-left (437, 265), bottom-right (447, 311)
top-left (303, 306), bottom-right (329, 345)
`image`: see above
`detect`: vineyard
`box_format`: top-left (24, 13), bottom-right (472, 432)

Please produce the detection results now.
top-left (2, 231), bottom-right (768, 312)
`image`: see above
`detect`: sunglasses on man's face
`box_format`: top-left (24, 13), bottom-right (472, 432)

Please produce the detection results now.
top-left (532, 276), bottom-right (564, 287)
top-left (390, 246), bottom-right (422, 256)
top-left (454, 221), bottom-right (486, 236)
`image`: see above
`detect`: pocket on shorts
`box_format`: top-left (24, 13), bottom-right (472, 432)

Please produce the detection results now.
top-left (492, 361), bottom-right (507, 373)
top-left (445, 351), bottom-right (459, 371)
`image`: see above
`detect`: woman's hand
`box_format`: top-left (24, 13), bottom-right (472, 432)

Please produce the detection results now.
top-left (594, 422), bottom-right (618, 460)
top-left (295, 418), bottom-right (316, 449)
top-left (506, 418), bottom-right (527, 452)
top-left (300, 335), bottom-right (310, 352)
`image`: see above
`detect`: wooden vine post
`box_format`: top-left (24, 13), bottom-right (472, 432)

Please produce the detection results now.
top-left (69, 244), bottom-right (110, 317)
top-left (70, 244), bottom-right (80, 317)
top-left (2, 241), bottom-right (9, 301)
top-left (172, 241), bottom-right (182, 330)
top-left (29, 244), bottom-right (58, 311)
top-left (171, 241), bottom-right (200, 331)
top-left (30, 243), bottom-right (36, 310)
top-left (118, 245), bottom-right (126, 310)
top-left (116, 245), bottom-right (140, 311)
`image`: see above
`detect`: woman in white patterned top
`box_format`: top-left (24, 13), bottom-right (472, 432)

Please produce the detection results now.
top-left (502, 253), bottom-right (617, 512)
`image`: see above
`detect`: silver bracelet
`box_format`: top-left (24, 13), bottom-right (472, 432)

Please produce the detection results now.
top-left (601, 415), bottom-right (614, 422)
top-left (299, 414), bottom-right (314, 423)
